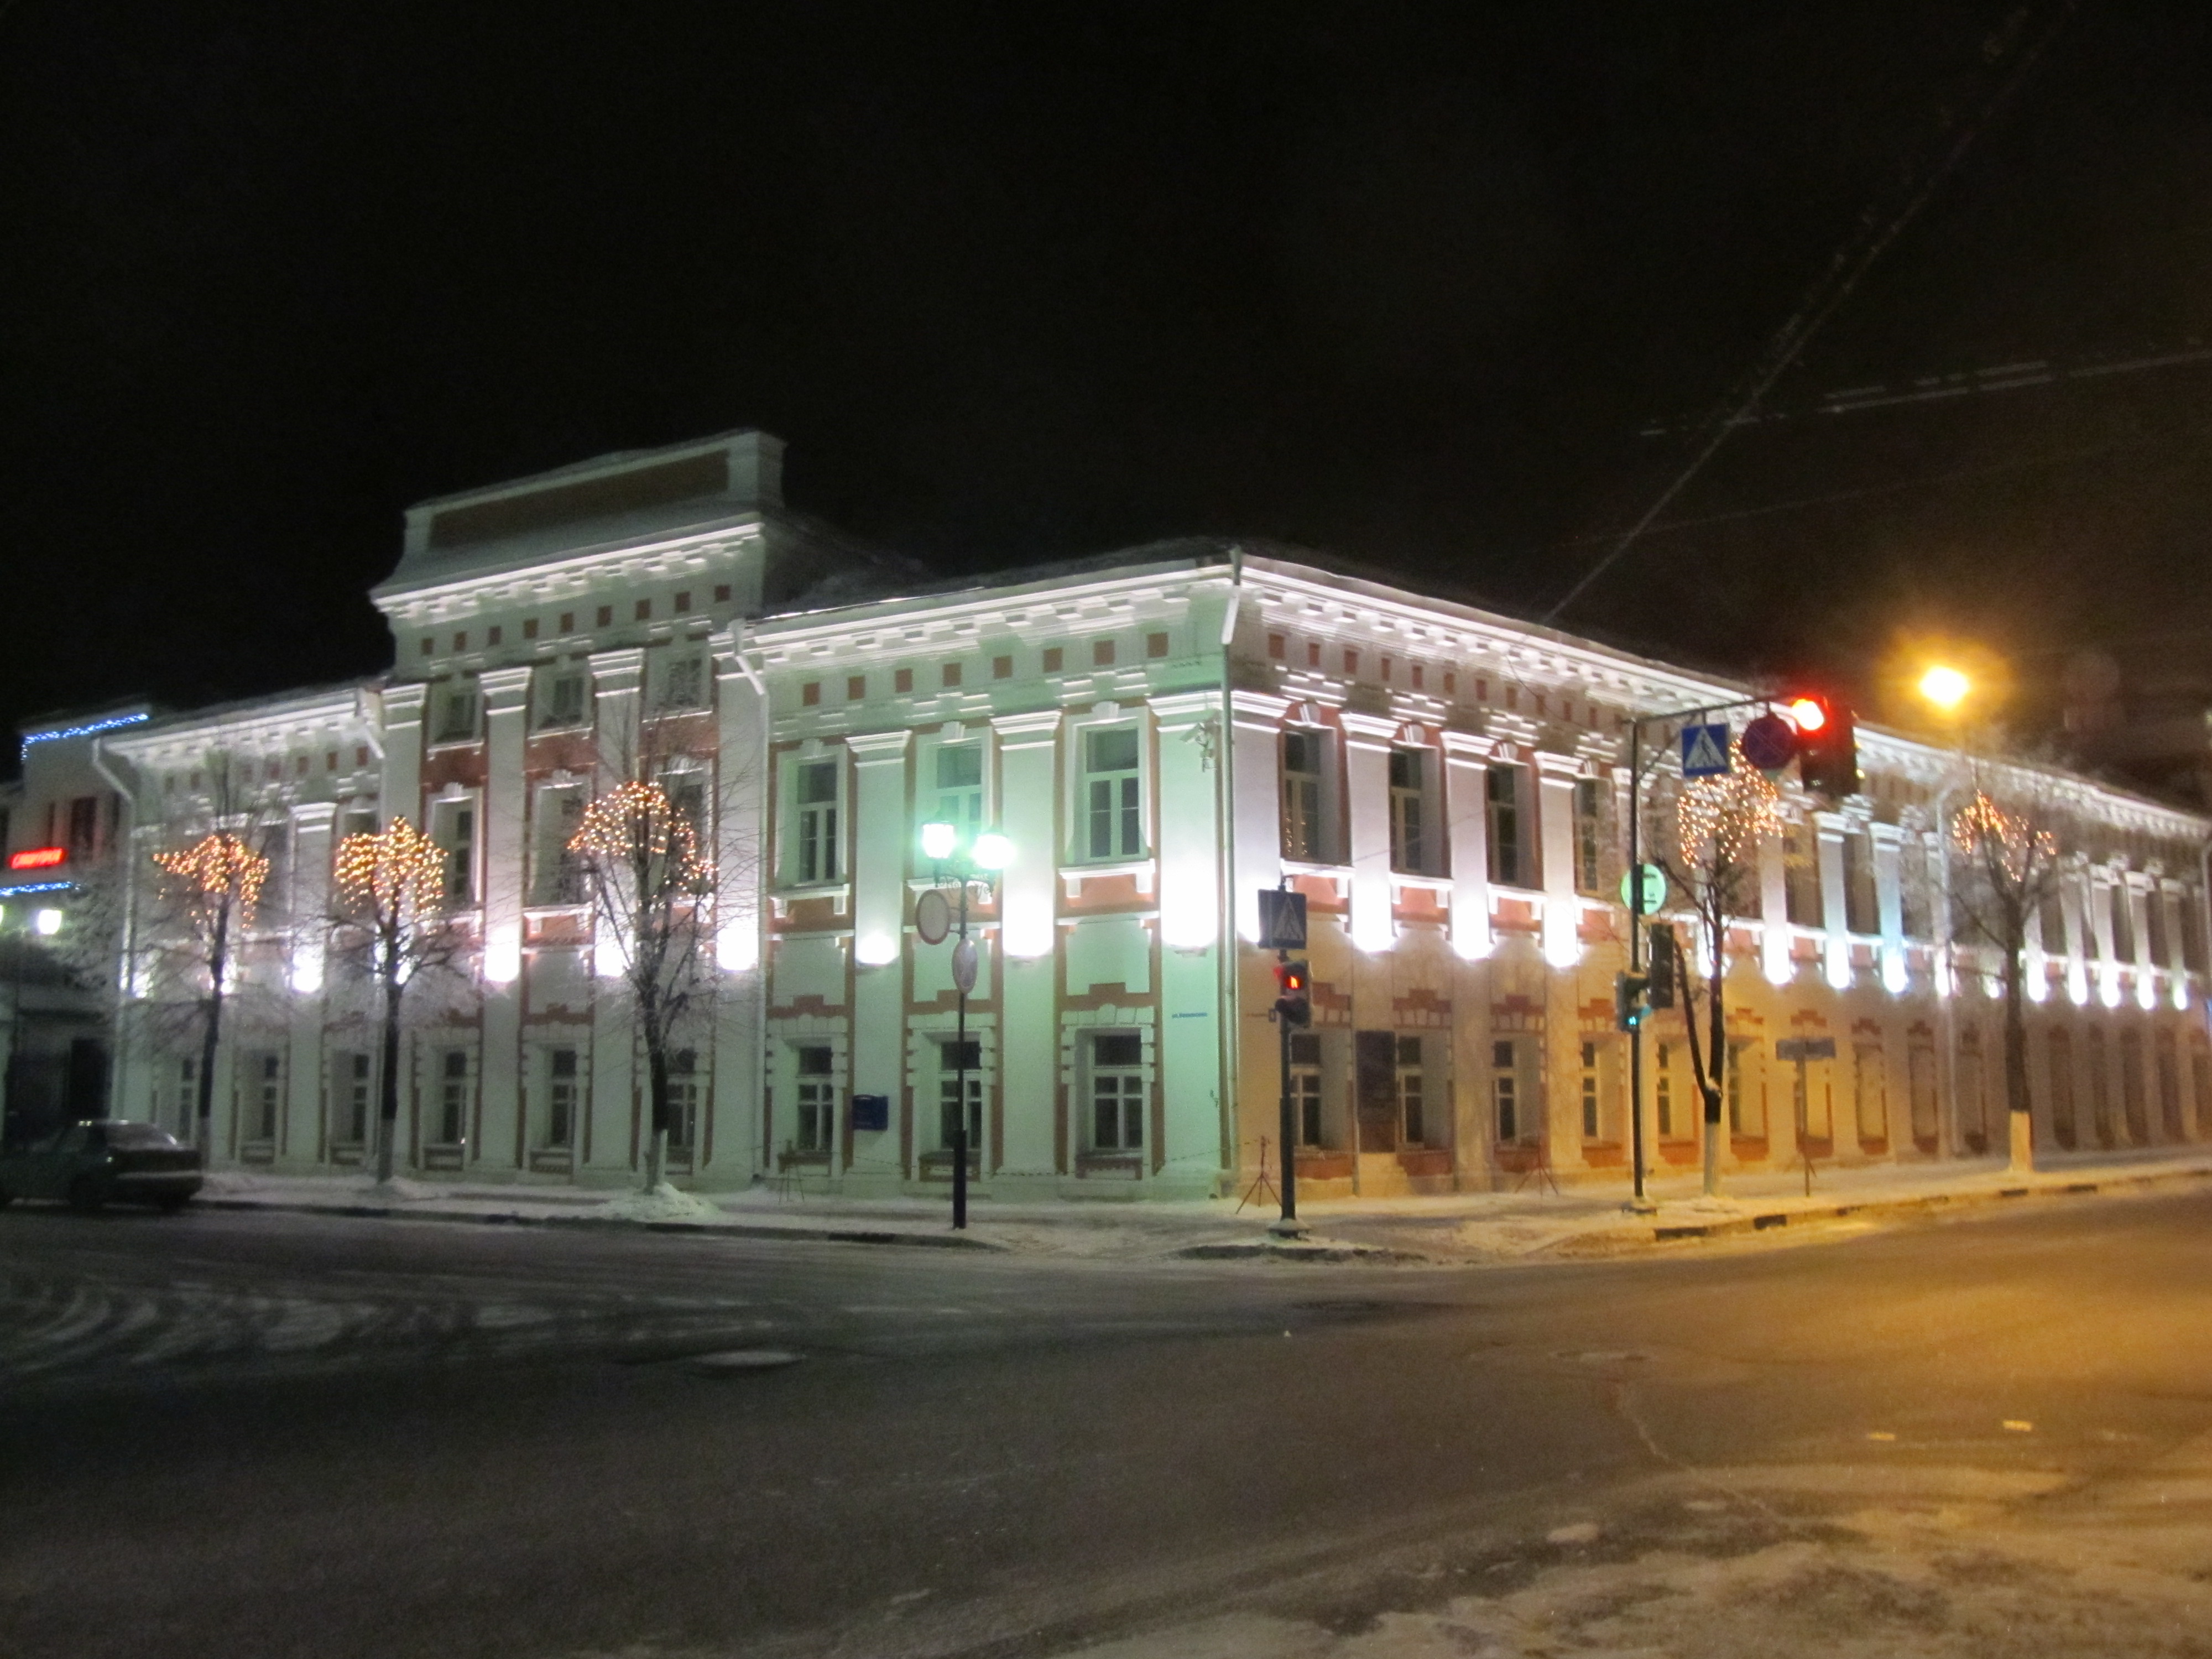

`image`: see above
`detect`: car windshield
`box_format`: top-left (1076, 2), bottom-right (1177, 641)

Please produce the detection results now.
top-left (96, 1123), bottom-right (180, 1150)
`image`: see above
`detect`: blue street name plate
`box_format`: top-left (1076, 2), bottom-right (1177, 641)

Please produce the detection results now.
top-left (850, 1094), bottom-right (889, 1133)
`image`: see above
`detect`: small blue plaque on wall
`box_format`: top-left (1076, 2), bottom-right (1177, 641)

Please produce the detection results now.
top-left (849, 1093), bottom-right (890, 1133)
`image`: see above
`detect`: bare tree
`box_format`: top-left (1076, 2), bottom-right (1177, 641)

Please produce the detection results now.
top-left (137, 754), bottom-right (287, 1150)
top-left (328, 817), bottom-right (469, 1185)
top-left (1650, 742), bottom-right (1787, 1197)
top-left (1946, 768), bottom-right (2068, 1172)
top-left (567, 716), bottom-right (720, 1194)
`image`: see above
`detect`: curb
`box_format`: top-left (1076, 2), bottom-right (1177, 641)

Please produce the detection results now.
top-left (192, 1196), bottom-right (1011, 1251)
top-left (1614, 1162), bottom-right (2212, 1250)
top-left (1176, 1239), bottom-right (1428, 1264)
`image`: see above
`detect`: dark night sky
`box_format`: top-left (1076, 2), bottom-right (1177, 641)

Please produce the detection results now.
top-left (6, 2), bottom-right (2211, 771)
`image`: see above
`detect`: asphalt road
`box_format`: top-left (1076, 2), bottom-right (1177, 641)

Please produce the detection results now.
top-left (4, 1192), bottom-right (2211, 1658)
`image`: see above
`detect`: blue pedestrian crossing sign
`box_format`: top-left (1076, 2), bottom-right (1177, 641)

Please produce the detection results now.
top-left (1681, 723), bottom-right (1732, 778)
top-left (1257, 888), bottom-right (1308, 950)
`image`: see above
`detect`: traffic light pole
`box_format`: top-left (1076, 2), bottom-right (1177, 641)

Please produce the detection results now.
top-left (1270, 948), bottom-right (1302, 1238)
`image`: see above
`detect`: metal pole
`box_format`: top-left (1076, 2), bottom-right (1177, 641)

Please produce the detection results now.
top-left (1275, 949), bottom-right (1299, 1232)
top-left (1629, 718), bottom-right (1648, 1208)
top-left (952, 875), bottom-right (969, 1232)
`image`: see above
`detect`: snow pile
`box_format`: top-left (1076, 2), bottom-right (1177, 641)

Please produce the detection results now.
top-left (601, 1183), bottom-right (721, 1223)
top-left (359, 1176), bottom-right (440, 1202)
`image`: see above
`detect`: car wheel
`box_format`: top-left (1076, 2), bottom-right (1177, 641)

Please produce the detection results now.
top-left (154, 1194), bottom-right (191, 1214)
top-left (66, 1175), bottom-right (106, 1213)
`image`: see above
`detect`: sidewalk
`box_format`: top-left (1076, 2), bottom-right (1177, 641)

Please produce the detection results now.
top-left (191, 1145), bottom-right (2212, 1264)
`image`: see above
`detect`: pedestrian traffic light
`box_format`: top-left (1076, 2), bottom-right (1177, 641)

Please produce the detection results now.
top-left (1274, 958), bottom-right (1312, 1028)
top-left (1784, 691), bottom-right (1859, 799)
top-left (1645, 922), bottom-right (1677, 1010)
top-left (1615, 971), bottom-right (1650, 1032)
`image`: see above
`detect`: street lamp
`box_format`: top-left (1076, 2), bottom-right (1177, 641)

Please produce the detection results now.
top-left (1919, 664), bottom-right (1971, 716)
top-left (917, 821), bottom-right (1012, 1230)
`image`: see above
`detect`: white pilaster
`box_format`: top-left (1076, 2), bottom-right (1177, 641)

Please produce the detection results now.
top-left (1228, 692), bottom-right (1288, 943)
top-left (1440, 731), bottom-right (1494, 962)
top-left (1814, 811), bottom-right (1850, 990)
top-left (378, 682), bottom-right (426, 830)
top-left (1870, 821), bottom-right (1907, 995)
top-left (993, 710), bottom-right (1062, 1178)
top-left (846, 729), bottom-right (911, 1180)
top-left (585, 649), bottom-right (645, 1176)
top-left (1339, 711), bottom-right (1398, 956)
top-left (476, 665), bottom-right (532, 1171)
top-left (285, 800), bottom-right (336, 1167)
top-left (1533, 753), bottom-right (1582, 969)
top-left (709, 640), bottom-right (765, 1181)
top-left (1152, 692), bottom-right (1228, 1191)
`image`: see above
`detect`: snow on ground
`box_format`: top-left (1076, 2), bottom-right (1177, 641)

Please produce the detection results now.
top-left (598, 1183), bottom-right (722, 1223)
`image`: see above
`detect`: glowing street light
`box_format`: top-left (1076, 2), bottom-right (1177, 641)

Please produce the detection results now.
top-left (916, 821), bottom-right (1014, 1230)
top-left (1919, 664), bottom-right (1971, 713)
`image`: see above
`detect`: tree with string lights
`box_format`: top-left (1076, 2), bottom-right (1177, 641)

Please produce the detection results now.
top-left (138, 753), bottom-right (285, 1151)
top-left (1947, 773), bottom-right (2068, 1172)
top-left (566, 743), bottom-right (718, 1196)
top-left (330, 816), bottom-right (466, 1185)
top-left (1650, 740), bottom-right (1788, 1198)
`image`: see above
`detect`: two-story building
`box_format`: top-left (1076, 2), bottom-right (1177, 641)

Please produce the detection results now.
top-left (64, 428), bottom-right (2212, 1197)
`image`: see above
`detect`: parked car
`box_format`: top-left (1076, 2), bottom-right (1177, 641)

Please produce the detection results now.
top-left (0, 1120), bottom-right (203, 1212)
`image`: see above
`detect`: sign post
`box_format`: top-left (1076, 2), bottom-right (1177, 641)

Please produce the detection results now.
top-left (1258, 887), bottom-right (1309, 1237)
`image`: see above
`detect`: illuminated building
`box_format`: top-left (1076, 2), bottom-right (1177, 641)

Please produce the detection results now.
top-left (25, 431), bottom-right (2207, 1193)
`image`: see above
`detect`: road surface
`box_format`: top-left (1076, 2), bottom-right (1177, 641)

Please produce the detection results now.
top-left (4, 1191), bottom-right (2210, 1657)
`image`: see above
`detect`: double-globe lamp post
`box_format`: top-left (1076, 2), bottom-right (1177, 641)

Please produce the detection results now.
top-left (918, 821), bottom-right (1013, 1230)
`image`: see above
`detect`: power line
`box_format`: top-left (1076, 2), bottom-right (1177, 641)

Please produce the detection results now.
top-left (1543, 1), bottom-right (2079, 624)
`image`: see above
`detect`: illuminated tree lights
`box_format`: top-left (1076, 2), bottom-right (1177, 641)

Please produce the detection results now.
top-left (1952, 790), bottom-right (2058, 883)
top-left (569, 779), bottom-right (712, 891)
top-left (333, 818), bottom-right (445, 916)
top-left (152, 832), bottom-right (270, 923)
top-left (1675, 742), bottom-right (1784, 865)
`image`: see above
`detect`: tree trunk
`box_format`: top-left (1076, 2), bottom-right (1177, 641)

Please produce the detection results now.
top-left (194, 905), bottom-right (229, 1152)
top-left (1704, 914), bottom-right (1728, 1198)
top-left (2004, 915), bottom-right (2033, 1174)
top-left (375, 967), bottom-right (404, 1186)
top-left (643, 1031), bottom-right (670, 1193)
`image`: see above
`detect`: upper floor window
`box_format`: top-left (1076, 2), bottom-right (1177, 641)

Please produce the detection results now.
top-left (1843, 830), bottom-right (1879, 935)
top-left (1572, 778), bottom-right (1605, 896)
top-left (2111, 881), bottom-right (2136, 963)
top-left (1486, 765), bottom-right (1527, 888)
top-left (1389, 748), bottom-right (1437, 875)
top-left (932, 744), bottom-right (984, 837)
top-left (532, 785), bottom-right (586, 905)
top-left (432, 685), bottom-right (479, 744)
top-left (1281, 729), bottom-right (1333, 862)
top-left (66, 795), bottom-right (101, 857)
top-left (661, 653), bottom-right (708, 712)
top-left (793, 759), bottom-right (841, 885)
top-left (431, 799), bottom-right (476, 904)
top-left (1083, 727), bottom-right (1143, 860)
top-left (538, 669), bottom-right (588, 729)
top-left (1783, 820), bottom-right (1823, 927)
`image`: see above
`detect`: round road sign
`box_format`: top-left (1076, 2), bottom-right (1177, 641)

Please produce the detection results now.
top-left (1740, 712), bottom-right (1799, 774)
top-left (915, 889), bottom-right (952, 946)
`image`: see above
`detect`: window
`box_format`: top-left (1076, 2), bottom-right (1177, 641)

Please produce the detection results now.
top-left (795, 1046), bottom-right (835, 1152)
top-left (1281, 729), bottom-right (1331, 862)
top-left (170, 1056), bottom-right (197, 1139)
top-left (67, 795), bottom-right (100, 857)
top-left (666, 1048), bottom-right (700, 1156)
top-left (433, 685), bottom-right (479, 743)
top-left (1493, 1039), bottom-right (1522, 1142)
top-left (543, 1048), bottom-right (578, 1150)
top-left (336, 1052), bottom-right (372, 1146)
top-left (1290, 1032), bottom-right (1323, 1146)
top-left (248, 1052), bottom-right (281, 1142)
top-left (1572, 778), bottom-right (1604, 895)
top-left (1396, 1036), bottom-right (1426, 1145)
top-left (2047, 1029), bottom-right (2075, 1147)
top-left (1783, 821), bottom-right (1823, 927)
top-left (1900, 841), bottom-right (1933, 940)
top-left (1726, 1041), bottom-right (1760, 1136)
top-left (2086, 1028), bottom-right (2112, 1144)
top-left (794, 760), bottom-right (841, 884)
top-left (1655, 1042), bottom-right (1676, 1138)
top-left (1853, 1044), bottom-right (1886, 1143)
top-left (2038, 889), bottom-right (2068, 957)
top-left (1910, 1045), bottom-right (1939, 1141)
top-left (437, 1050), bottom-right (469, 1146)
top-left (1389, 749), bottom-right (1432, 874)
top-left (1486, 766), bottom-right (1526, 886)
top-left (1083, 727), bottom-right (1143, 860)
top-left (1579, 1040), bottom-right (1605, 1140)
top-left (938, 1039), bottom-right (982, 1152)
top-left (1092, 639), bottom-right (1116, 667)
top-left (1844, 832), bottom-right (1879, 935)
top-left (533, 786), bottom-right (586, 905)
top-left (661, 654), bottom-right (706, 711)
top-left (894, 667), bottom-right (914, 694)
top-left (1090, 1032), bottom-right (1145, 1150)
top-left (2148, 890), bottom-right (2171, 969)
top-left (932, 744), bottom-right (984, 839)
top-left (432, 800), bottom-right (476, 903)
top-left (2111, 883), bottom-right (2136, 963)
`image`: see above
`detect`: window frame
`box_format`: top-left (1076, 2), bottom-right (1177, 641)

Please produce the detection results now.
top-left (1389, 747), bottom-right (1441, 877)
top-left (1280, 726), bottom-right (1338, 865)
top-left (782, 750), bottom-right (847, 889)
top-left (1071, 719), bottom-right (1147, 864)
top-left (1086, 1030), bottom-right (1147, 1152)
top-left (1486, 764), bottom-right (1530, 889)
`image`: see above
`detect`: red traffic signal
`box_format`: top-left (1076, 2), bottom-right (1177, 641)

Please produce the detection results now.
top-left (1273, 959), bottom-right (1312, 1028)
top-left (1782, 691), bottom-right (1858, 799)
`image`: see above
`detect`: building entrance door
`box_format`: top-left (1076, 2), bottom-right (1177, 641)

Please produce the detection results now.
top-left (1354, 1030), bottom-right (1400, 1152)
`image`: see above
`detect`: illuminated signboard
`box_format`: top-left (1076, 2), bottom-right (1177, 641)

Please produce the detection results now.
top-left (7, 847), bottom-right (67, 871)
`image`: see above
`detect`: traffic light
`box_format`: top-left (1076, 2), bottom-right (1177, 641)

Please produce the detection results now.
top-left (1645, 922), bottom-right (1677, 1010)
top-left (1615, 971), bottom-right (1650, 1032)
top-left (1785, 691), bottom-right (1859, 799)
top-left (1274, 959), bottom-right (1312, 1028)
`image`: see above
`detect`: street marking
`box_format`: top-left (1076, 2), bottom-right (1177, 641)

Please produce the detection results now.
top-left (2003, 1420), bottom-right (2034, 1432)
top-left (1866, 1431), bottom-right (1897, 1441)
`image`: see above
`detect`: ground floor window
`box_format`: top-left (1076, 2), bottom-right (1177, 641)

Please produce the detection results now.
top-left (1910, 1045), bottom-right (1939, 1141)
top-left (1396, 1036), bottom-right (1426, 1145)
top-left (665, 1048), bottom-right (700, 1155)
top-left (542, 1047), bottom-right (578, 1150)
top-left (938, 1038), bottom-right (982, 1151)
top-left (795, 1045), bottom-right (835, 1152)
top-left (2086, 1029), bottom-right (2113, 1145)
top-left (335, 1052), bottom-right (373, 1145)
top-left (2047, 1029), bottom-right (2075, 1146)
top-left (436, 1049), bottom-right (469, 1147)
top-left (1655, 1042), bottom-right (1677, 1139)
top-left (1290, 1032), bottom-right (1323, 1146)
top-left (1493, 1039), bottom-right (1524, 1144)
top-left (2122, 1031), bottom-right (2148, 1142)
top-left (1726, 1041), bottom-right (1760, 1137)
top-left (1089, 1031), bottom-right (1145, 1151)
top-left (1853, 1044), bottom-right (1885, 1142)
top-left (247, 1052), bottom-right (282, 1142)
top-left (2157, 1034), bottom-right (2183, 1140)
